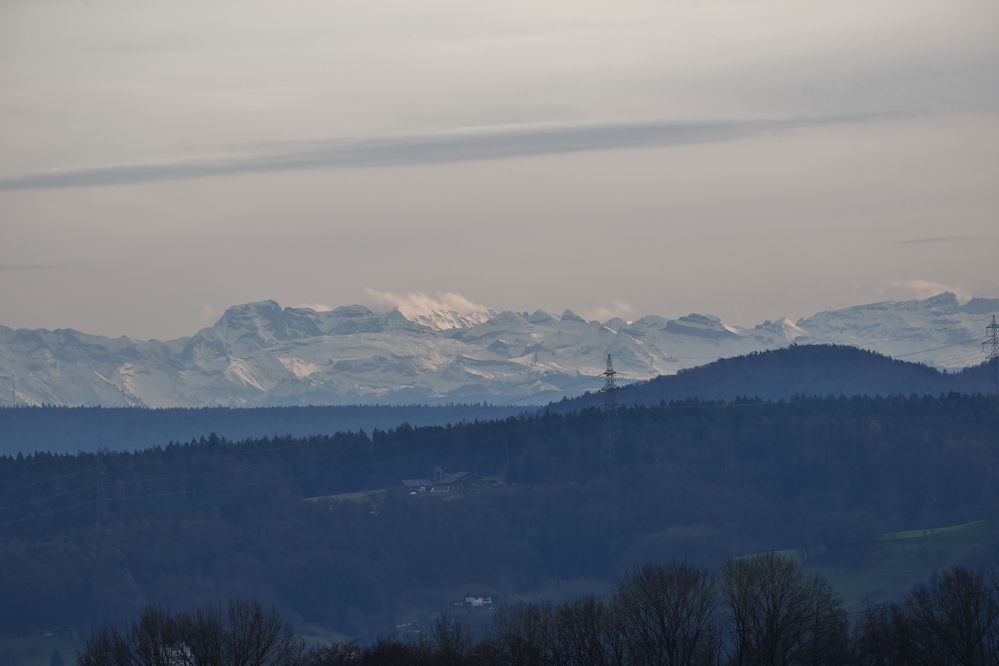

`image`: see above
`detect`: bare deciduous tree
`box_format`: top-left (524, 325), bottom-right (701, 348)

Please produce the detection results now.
top-left (909, 566), bottom-right (999, 665)
top-left (723, 553), bottom-right (849, 665)
top-left (78, 625), bottom-right (132, 666)
top-left (853, 566), bottom-right (999, 666)
top-left (77, 600), bottom-right (304, 666)
top-left (611, 562), bottom-right (722, 666)
top-left (549, 597), bottom-right (613, 666)
top-left (429, 613), bottom-right (473, 666)
top-left (493, 602), bottom-right (556, 666)
top-left (303, 640), bottom-right (360, 666)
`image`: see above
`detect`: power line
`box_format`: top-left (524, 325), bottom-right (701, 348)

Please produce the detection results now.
top-left (0, 378), bottom-right (610, 524)
top-left (4, 374), bottom-right (994, 522)
top-left (0, 375), bottom-right (603, 505)
top-left (890, 337), bottom-right (979, 358)
top-left (5, 331), bottom-right (996, 523)
top-left (0, 465), bottom-right (99, 495)
top-left (11, 389), bottom-right (976, 513)
top-left (0, 480), bottom-right (103, 514)
top-left (1, 399), bottom-right (996, 628)
top-left (600, 354), bottom-right (618, 395)
top-left (0, 374), bottom-right (14, 407)
top-left (0, 417), bottom-right (578, 528)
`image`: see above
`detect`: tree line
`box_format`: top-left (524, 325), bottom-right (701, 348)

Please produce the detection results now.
top-left (560, 345), bottom-right (995, 410)
top-left (0, 404), bottom-right (525, 456)
top-left (79, 556), bottom-right (999, 665)
top-left (2, 394), bottom-right (997, 636)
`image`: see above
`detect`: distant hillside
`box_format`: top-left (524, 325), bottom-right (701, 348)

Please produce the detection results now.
top-left (0, 404), bottom-right (527, 455)
top-left (2, 394), bottom-right (997, 636)
top-left (5, 346), bottom-right (989, 455)
top-left (558, 345), bottom-right (992, 409)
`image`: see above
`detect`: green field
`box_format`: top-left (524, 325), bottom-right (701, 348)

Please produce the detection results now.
top-left (2, 518), bottom-right (995, 664)
top-left (790, 518), bottom-right (999, 608)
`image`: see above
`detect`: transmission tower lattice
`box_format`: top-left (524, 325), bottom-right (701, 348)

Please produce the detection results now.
top-left (984, 314), bottom-right (999, 395)
top-left (601, 354), bottom-right (618, 398)
top-left (600, 354), bottom-right (621, 461)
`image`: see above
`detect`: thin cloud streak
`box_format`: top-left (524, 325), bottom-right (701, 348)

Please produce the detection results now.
top-left (0, 115), bottom-right (883, 191)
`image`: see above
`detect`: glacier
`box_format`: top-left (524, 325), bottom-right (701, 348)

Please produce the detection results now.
top-left (0, 293), bottom-right (995, 407)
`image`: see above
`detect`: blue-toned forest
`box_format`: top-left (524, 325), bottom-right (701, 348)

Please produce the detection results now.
top-left (2, 391), bottom-right (997, 641)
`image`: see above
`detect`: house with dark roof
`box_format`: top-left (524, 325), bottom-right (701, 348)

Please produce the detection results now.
top-left (401, 468), bottom-right (499, 494)
top-left (400, 478), bottom-right (433, 492)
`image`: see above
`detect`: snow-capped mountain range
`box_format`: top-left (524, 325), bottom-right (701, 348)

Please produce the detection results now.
top-left (0, 293), bottom-right (995, 407)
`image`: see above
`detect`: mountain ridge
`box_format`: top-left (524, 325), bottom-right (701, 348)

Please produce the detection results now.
top-left (557, 344), bottom-right (992, 410)
top-left (0, 292), bottom-right (995, 407)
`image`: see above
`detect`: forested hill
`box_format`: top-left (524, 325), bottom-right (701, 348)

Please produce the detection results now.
top-left (1, 394), bottom-right (998, 637)
top-left (0, 403), bottom-right (526, 455)
top-left (559, 344), bottom-right (991, 410)
top-left (1, 346), bottom-right (988, 456)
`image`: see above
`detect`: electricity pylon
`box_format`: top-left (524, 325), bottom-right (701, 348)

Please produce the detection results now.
top-left (601, 354), bottom-right (618, 401)
top-left (984, 314), bottom-right (999, 395)
top-left (600, 354), bottom-right (620, 461)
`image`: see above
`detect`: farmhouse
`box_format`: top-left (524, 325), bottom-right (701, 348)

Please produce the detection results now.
top-left (431, 470), bottom-right (483, 493)
top-left (400, 478), bottom-right (433, 492)
top-left (400, 467), bottom-right (499, 494)
top-left (452, 594), bottom-right (494, 609)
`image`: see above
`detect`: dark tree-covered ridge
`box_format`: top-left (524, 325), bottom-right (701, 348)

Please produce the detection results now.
top-left (1, 393), bottom-right (997, 637)
top-left (2, 343), bottom-right (993, 458)
top-left (560, 344), bottom-right (994, 409)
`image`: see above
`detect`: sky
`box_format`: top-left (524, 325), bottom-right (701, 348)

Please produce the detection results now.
top-left (1, 0), bottom-right (998, 339)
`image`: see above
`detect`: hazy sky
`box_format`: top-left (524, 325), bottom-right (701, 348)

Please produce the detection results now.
top-left (2, 0), bottom-right (998, 339)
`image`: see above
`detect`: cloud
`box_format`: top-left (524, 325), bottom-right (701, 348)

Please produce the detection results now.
top-left (881, 279), bottom-right (970, 302)
top-left (0, 114), bottom-right (884, 191)
top-left (581, 300), bottom-right (634, 322)
top-left (364, 288), bottom-right (489, 317)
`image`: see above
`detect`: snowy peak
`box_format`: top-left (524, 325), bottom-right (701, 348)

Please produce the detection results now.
top-left (795, 292), bottom-right (987, 368)
top-left (1, 292), bottom-right (995, 408)
top-left (604, 317), bottom-right (628, 332)
top-left (184, 301), bottom-right (323, 360)
top-left (384, 309), bottom-right (432, 332)
top-left (622, 315), bottom-right (666, 336)
top-left (321, 305), bottom-right (385, 335)
top-left (404, 309), bottom-right (492, 330)
top-left (911, 292), bottom-right (960, 311)
top-left (214, 300), bottom-right (322, 343)
top-left (753, 317), bottom-right (808, 343)
top-left (961, 297), bottom-right (999, 315)
top-left (665, 314), bottom-right (741, 339)
top-left (329, 305), bottom-right (376, 318)
top-left (525, 310), bottom-right (557, 325)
